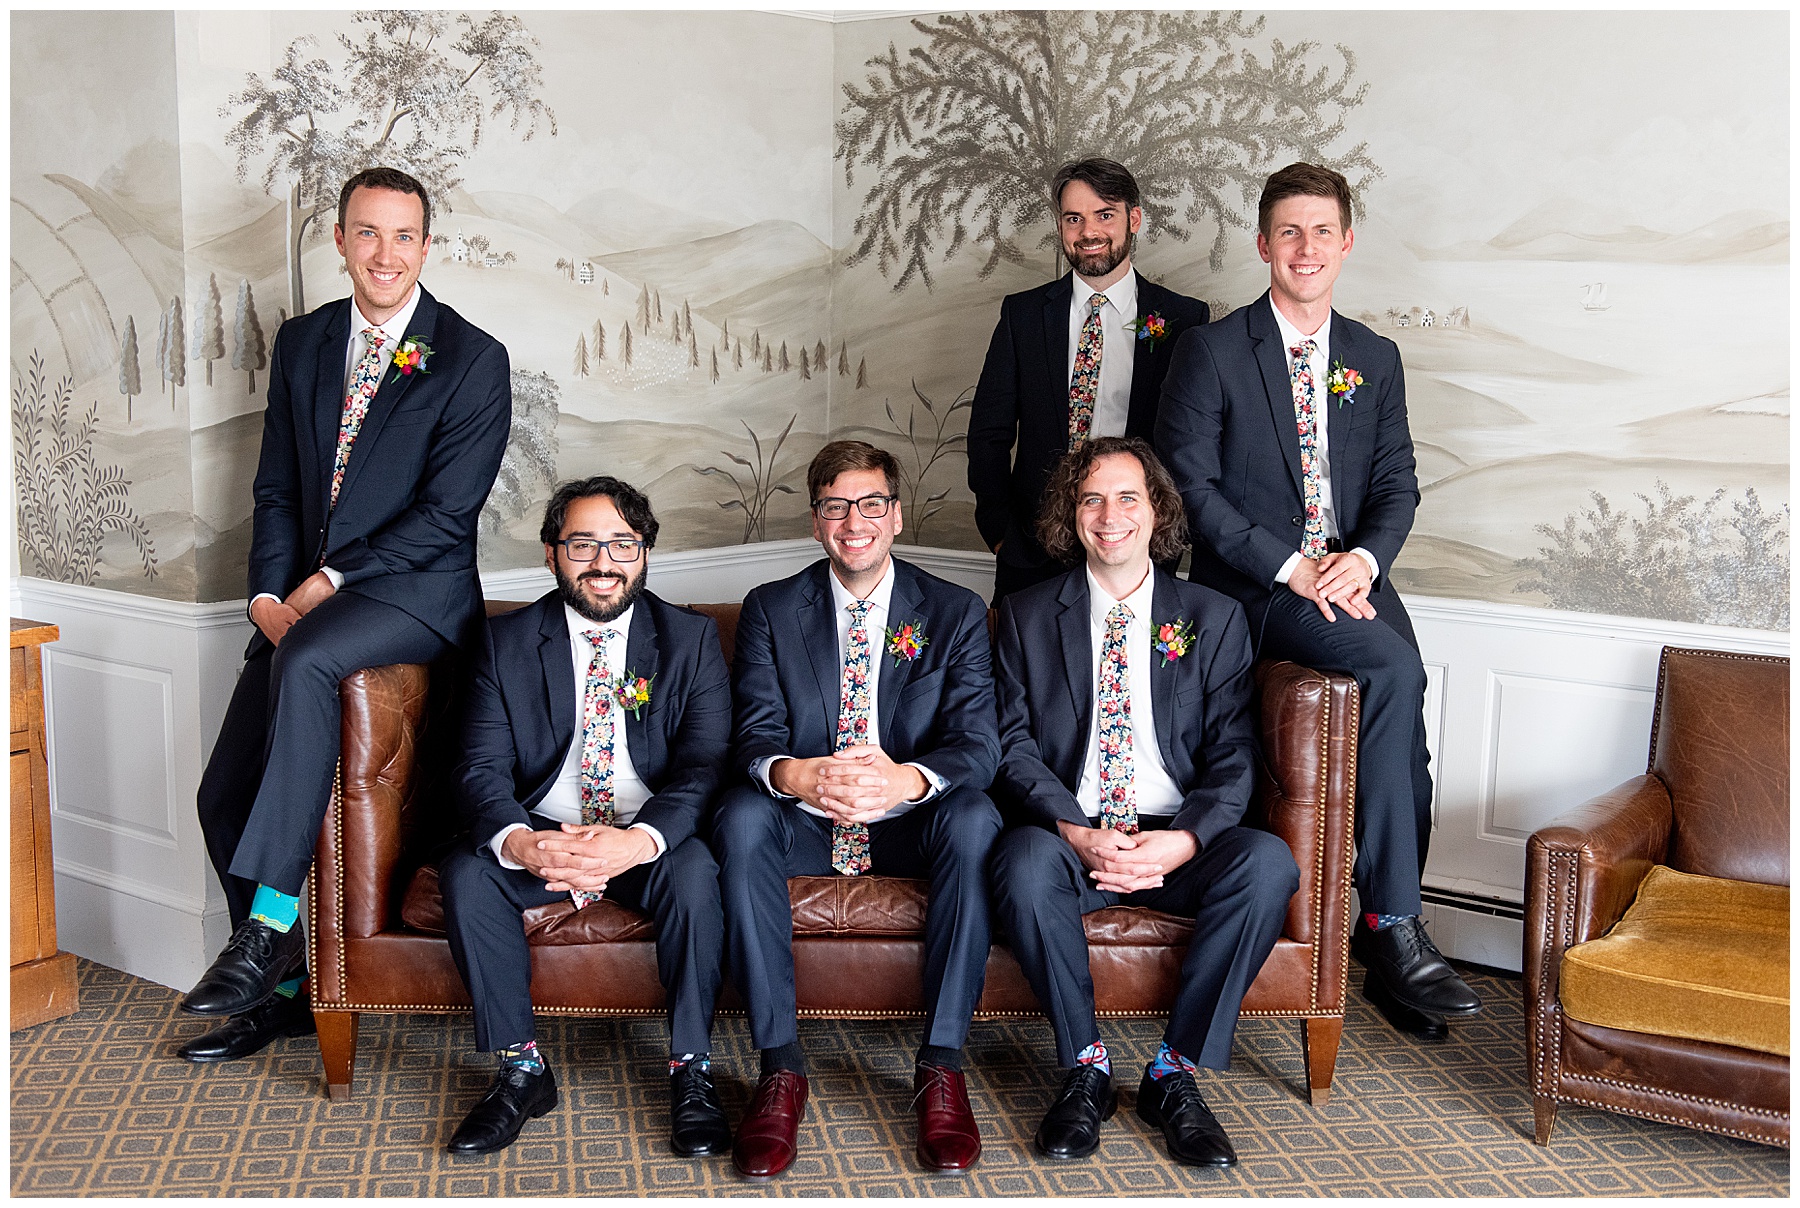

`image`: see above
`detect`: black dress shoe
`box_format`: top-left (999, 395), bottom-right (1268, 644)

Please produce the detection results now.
top-left (668, 1062), bottom-right (731, 1157)
top-left (177, 993), bottom-right (316, 1062)
top-left (1135, 1070), bottom-right (1237, 1167)
top-left (1353, 915), bottom-right (1482, 1018)
top-left (180, 920), bottom-right (306, 1016)
top-left (1361, 970), bottom-right (1448, 1039)
top-left (447, 1064), bottom-right (559, 1154)
top-left (1034, 1064), bottom-right (1116, 1160)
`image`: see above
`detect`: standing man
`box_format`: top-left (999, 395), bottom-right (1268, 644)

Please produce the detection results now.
top-left (968, 157), bottom-right (1209, 602)
top-left (1154, 162), bottom-right (1481, 1039)
top-left (712, 440), bottom-right (1002, 1178)
top-left (989, 437), bottom-right (1298, 1168)
top-left (181, 167), bottom-right (511, 1064)
top-left (438, 477), bottom-right (733, 1156)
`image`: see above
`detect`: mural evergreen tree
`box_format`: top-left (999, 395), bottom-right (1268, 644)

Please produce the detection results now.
top-left (591, 319), bottom-right (606, 361)
top-left (163, 296), bottom-right (186, 400)
top-left (119, 316), bottom-right (141, 421)
top-left (233, 279), bottom-right (267, 393)
top-left (192, 273), bottom-right (226, 385)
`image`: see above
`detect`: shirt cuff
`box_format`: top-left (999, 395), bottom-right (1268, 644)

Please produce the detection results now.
top-left (1352, 547), bottom-right (1380, 582)
top-left (628, 822), bottom-right (666, 860)
top-left (753, 755), bottom-right (798, 799)
top-left (321, 565), bottom-right (345, 590)
top-left (248, 592), bottom-right (282, 622)
top-left (1275, 551), bottom-right (1304, 586)
top-left (904, 762), bottom-right (947, 803)
top-left (490, 822), bottom-right (532, 869)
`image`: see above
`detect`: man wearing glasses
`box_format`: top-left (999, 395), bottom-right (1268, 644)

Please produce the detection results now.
top-left (437, 477), bottom-right (734, 1156)
top-left (711, 440), bottom-right (1003, 1179)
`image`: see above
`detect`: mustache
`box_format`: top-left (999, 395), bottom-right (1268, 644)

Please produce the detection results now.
top-left (579, 570), bottom-right (628, 585)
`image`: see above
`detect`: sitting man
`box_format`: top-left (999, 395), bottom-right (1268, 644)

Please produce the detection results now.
top-left (438, 476), bottom-right (733, 1156)
top-left (989, 436), bottom-right (1299, 1168)
top-left (711, 440), bottom-right (1003, 1178)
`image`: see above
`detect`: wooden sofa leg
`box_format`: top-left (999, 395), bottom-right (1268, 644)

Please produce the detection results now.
top-left (1302, 1017), bottom-right (1343, 1106)
top-left (1533, 1095), bottom-right (1558, 1145)
top-left (316, 1010), bottom-right (359, 1102)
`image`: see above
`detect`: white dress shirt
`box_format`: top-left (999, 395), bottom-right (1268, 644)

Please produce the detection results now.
top-left (753, 560), bottom-right (947, 822)
top-left (1067, 269), bottom-right (1139, 439)
top-left (1268, 295), bottom-right (1380, 587)
top-left (489, 603), bottom-right (666, 867)
top-left (1073, 567), bottom-right (1185, 819)
top-left (250, 286), bottom-right (423, 610)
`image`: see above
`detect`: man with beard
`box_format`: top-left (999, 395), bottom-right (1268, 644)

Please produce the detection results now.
top-left (711, 441), bottom-right (1002, 1178)
top-left (968, 158), bottom-right (1210, 602)
top-left (436, 476), bottom-right (734, 1156)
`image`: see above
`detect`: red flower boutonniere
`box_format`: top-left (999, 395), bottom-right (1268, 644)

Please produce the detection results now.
top-left (613, 671), bottom-right (653, 721)
top-left (885, 620), bottom-right (928, 667)
top-left (1327, 358), bottom-right (1362, 408)
top-left (1125, 311), bottom-right (1168, 349)
top-left (388, 336), bottom-right (433, 383)
top-left (1153, 617), bottom-right (1196, 666)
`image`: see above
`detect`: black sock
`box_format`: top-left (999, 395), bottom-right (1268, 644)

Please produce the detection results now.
top-left (917, 1043), bottom-right (963, 1071)
top-left (761, 1042), bottom-right (806, 1076)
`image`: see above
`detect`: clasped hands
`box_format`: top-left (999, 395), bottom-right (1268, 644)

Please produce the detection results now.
top-left (1287, 551), bottom-right (1376, 622)
top-left (249, 569), bottom-right (339, 645)
top-left (1057, 820), bottom-right (1198, 894)
top-left (769, 744), bottom-right (928, 824)
top-left (502, 822), bottom-right (658, 895)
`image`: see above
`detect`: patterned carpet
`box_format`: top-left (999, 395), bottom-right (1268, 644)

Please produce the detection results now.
top-left (11, 960), bottom-right (1788, 1197)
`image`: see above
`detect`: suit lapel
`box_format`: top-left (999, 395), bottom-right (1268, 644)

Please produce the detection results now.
top-left (1323, 311), bottom-right (1361, 504)
top-left (1054, 573), bottom-right (1092, 771)
top-left (539, 600), bottom-right (578, 761)
top-left (1148, 573), bottom-right (1182, 776)
top-left (1125, 278), bottom-right (1161, 436)
top-left (1248, 291), bottom-right (1306, 497)
top-left (620, 598), bottom-right (662, 777)
top-left (1042, 272), bottom-right (1074, 432)
top-left (335, 287), bottom-right (439, 506)
top-left (875, 563), bottom-right (923, 747)
top-left (798, 564), bottom-right (841, 739)
top-left (311, 300), bottom-right (352, 500)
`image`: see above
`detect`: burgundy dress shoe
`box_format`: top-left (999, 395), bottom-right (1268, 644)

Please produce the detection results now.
top-left (732, 1069), bottom-right (808, 1178)
top-left (913, 1064), bottom-right (981, 1171)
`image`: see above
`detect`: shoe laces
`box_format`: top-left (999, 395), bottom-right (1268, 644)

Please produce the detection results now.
top-left (1160, 1069), bottom-right (1206, 1115)
top-left (911, 1064), bottom-right (958, 1112)
top-left (1055, 1062), bottom-right (1106, 1103)
top-left (223, 921), bottom-right (278, 960)
top-left (751, 1070), bottom-right (799, 1113)
top-left (674, 1064), bottom-right (717, 1107)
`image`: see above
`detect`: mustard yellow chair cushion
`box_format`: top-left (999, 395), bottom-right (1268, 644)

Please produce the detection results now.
top-left (1561, 864), bottom-right (1789, 1057)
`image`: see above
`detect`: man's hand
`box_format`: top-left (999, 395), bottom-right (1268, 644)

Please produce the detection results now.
top-left (250, 596), bottom-right (303, 646)
top-left (770, 748), bottom-right (927, 824)
top-left (1056, 821), bottom-right (1198, 893)
top-left (501, 824), bottom-right (656, 894)
top-left (284, 570), bottom-right (338, 618)
top-left (1287, 556), bottom-right (1375, 623)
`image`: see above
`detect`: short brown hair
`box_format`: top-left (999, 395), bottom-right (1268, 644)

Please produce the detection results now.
top-left (807, 439), bottom-right (900, 503)
top-left (1051, 157), bottom-right (1141, 212)
top-left (1257, 162), bottom-right (1352, 239)
top-left (337, 166), bottom-right (433, 238)
top-left (1036, 437), bottom-right (1188, 564)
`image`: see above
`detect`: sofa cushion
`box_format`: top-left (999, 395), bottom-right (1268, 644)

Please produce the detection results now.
top-left (1560, 864), bottom-right (1789, 1057)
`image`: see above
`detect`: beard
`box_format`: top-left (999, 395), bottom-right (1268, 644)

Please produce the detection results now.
top-left (555, 561), bottom-right (647, 624)
top-left (1064, 231), bottom-right (1133, 279)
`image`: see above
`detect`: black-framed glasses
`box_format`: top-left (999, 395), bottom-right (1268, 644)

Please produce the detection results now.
top-left (556, 538), bottom-right (644, 563)
top-left (812, 494), bottom-right (896, 520)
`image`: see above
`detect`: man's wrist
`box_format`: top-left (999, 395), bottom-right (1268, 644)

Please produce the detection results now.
top-left (1275, 551), bottom-right (1304, 586)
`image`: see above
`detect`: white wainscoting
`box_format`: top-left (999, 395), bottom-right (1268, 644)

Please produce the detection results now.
top-left (12, 557), bottom-right (1788, 987)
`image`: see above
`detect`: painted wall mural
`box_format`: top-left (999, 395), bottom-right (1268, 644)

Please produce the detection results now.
top-left (11, 10), bottom-right (1789, 631)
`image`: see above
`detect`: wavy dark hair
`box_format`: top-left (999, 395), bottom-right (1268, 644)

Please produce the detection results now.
top-left (1036, 436), bottom-right (1189, 564)
top-left (1051, 156), bottom-right (1141, 212)
top-left (539, 476), bottom-right (659, 549)
top-left (337, 165), bottom-right (433, 238)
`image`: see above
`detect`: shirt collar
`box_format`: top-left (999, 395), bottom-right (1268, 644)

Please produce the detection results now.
top-left (352, 284), bottom-right (421, 345)
top-left (1269, 292), bottom-right (1329, 350)
top-left (1084, 564), bottom-right (1156, 629)
top-left (1072, 267), bottom-right (1138, 317)
top-left (828, 558), bottom-right (896, 618)
top-left (564, 602), bottom-right (633, 647)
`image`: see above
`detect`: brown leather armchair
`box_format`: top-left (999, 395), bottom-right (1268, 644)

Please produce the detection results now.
top-left (1525, 646), bottom-right (1789, 1148)
top-left (308, 603), bottom-right (1359, 1105)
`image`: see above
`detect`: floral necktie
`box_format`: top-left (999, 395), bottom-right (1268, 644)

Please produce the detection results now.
top-left (330, 327), bottom-right (387, 510)
top-left (1096, 602), bottom-right (1138, 834)
top-left (1067, 293), bottom-right (1107, 448)
top-left (831, 600), bottom-right (874, 875)
top-left (571, 626), bottom-right (621, 908)
top-left (1289, 339), bottom-right (1328, 559)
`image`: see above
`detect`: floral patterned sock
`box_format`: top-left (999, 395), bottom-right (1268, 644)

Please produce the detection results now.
top-left (1364, 912), bottom-right (1411, 931)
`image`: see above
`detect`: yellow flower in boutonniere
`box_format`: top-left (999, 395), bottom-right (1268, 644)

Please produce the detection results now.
top-left (1327, 359), bottom-right (1362, 408)
top-left (388, 337), bottom-right (434, 384)
top-left (1124, 311), bottom-right (1168, 349)
top-left (614, 671), bottom-right (653, 720)
top-left (884, 620), bottom-right (928, 667)
top-left (1153, 617), bottom-right (1196, 666)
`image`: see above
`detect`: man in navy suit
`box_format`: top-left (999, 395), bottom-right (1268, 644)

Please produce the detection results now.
top-left (711, 440), bottom-right (1003, 1178)
top-left (989, 437), bottom-right (1299, 1168)
top-left (1154, 162), bottom-right (1481, 1039)
top-left (969, 157), bottom-right (1209, 602)
top-left (182, 167), bottom-right (511, 1063)
top-left (437, 477), bottom-right (733, 1156)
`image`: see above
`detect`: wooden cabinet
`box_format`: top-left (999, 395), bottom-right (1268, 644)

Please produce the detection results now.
top-left (11, 619), bottom-right (77, 1030)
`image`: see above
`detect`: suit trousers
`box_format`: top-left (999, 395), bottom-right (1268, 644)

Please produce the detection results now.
top-left (439, 825), bottom-right (725, 1054)
top-left (990, 820), bottom-right (1298, 1070)
top-left (1255, 579), bottom-right (1433, 916)
top-left (199, 590), bottom-right (451, 911)
top-left (712, 782), bottom-right (1003, 1052)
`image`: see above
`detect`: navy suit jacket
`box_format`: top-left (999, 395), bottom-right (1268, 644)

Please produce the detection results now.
top-left (246, 284), bottom-right (511, 655)
top-left (969, 274), bottom-right (1207, 570)
top-left (454, 590), bottom-right (733, 854)
top-left (730, 558), bottom-right (1000, 792)
top-left (993, 568), bottom-right (1256, 852)
top-left (1154, 290), bottom-right (1419, 622)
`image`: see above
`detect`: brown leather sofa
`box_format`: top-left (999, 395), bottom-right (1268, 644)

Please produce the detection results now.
top-left (308, 602), bottom-right (1359, 1105)
top-left (1524, 646), bottom-right (1789, 1148)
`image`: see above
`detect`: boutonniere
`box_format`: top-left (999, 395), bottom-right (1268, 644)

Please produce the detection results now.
top-left (1327, 358), bottom-right (1362, 407)
top-left (388, 336), bottom-right (433, 383)
top-left (1124, 311), bottom-right (1168, 349)
top-left (884, 620), bottom-right (929, 667)
top-left (1153, 617), bottom-right (1196, 666)
top-left (613, 670), bottom-right (653, 721)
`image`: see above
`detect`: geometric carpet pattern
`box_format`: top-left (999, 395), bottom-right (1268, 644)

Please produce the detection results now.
top-left (12, 960), bottom-right (1788, 1197)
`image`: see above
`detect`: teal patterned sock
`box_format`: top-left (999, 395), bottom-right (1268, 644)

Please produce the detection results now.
top-left (272, 976), bottom-right (304, 1000)
top-left (249, 884), bottom-right (300, 933)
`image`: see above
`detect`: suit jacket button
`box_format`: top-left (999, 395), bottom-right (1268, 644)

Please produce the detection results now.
top-left (1290, 516), bottom-right (1302, 526)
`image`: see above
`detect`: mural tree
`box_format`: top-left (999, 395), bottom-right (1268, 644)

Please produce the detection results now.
top-left (192, 273), bottom-right (226, 385)
top-left (118, 316), bottom-right (141, 421)
top-left (233, 280), bottom-right (267, 393)
top-left (835, 9), bottom-right (1377, 288)
top-left (162, 296), bottom-right (186, 401)
top-left (220, 10), bottom-right (556, 314)
top-left (481, 368), bottom-right (559, 551)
